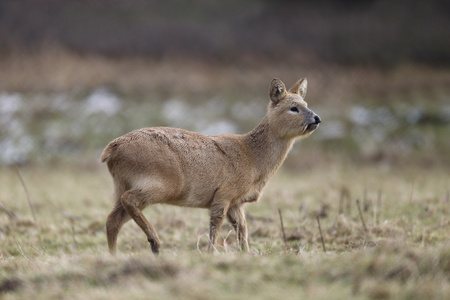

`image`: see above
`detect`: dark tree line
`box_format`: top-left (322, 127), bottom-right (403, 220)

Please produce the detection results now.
top-left (1, 0), bottom-right (449, 66)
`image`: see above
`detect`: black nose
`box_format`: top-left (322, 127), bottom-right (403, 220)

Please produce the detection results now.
top-left (314, 115), bottom-right (321, 124)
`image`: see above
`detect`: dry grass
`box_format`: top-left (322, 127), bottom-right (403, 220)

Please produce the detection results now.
top-left (2, 47), bottom-right (450, 100)
top-left (0, 47), bottom-right (449, 299)
top-left (0, 162), bottom-right (448, 299)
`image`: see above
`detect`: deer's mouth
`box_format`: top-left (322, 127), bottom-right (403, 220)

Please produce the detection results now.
top-left (300, 123), bottom-right (319, 136)
top-left (305, 123), bottom-right (319, 132)
top-left (305, 123), bottom-right (319, 133)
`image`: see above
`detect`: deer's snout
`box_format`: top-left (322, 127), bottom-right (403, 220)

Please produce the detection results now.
top-left (304, 113), bottom-right (321, 133)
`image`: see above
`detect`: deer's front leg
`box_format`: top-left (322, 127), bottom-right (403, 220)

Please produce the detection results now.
top-left (208, 201), bottom-right (229, 253)
top-left (227, 204), bottom-right (249, 252)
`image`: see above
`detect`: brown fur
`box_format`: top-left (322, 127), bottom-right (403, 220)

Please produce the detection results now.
top-left (101, 78), bottom-right (321, 254)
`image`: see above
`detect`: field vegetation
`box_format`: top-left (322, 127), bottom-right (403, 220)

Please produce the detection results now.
top-left (0, 151), bottom-right (449, 299)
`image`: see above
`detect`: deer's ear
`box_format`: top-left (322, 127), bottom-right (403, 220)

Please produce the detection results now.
top-left (269, 78), bottom-right (287, 104)
top-left (289, 78), bottom-right (307, 98)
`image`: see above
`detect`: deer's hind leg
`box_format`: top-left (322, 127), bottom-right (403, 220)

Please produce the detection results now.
top-left (106, 201), bottom-right (131, 255)
top-left (120, 190), bottom-right (161, 254)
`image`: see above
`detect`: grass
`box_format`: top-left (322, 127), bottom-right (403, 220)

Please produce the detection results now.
top-left (0, 161), bottom-right (448, 299)
top-left (2, 47), bottom-right (450, 96)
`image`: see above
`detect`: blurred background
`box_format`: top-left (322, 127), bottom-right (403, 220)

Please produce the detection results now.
top-left (0, 0), bottom-right (449, 169)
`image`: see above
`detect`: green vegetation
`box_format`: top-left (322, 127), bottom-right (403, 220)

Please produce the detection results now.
top-left (0, 162), bottom-right (448, 299)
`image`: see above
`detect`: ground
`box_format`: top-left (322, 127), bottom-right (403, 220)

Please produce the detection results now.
top-left (0, 161), bottom-right (448, 299)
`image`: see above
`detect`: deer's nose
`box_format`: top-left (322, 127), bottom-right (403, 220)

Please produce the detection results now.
top-left (314, 115), bottom-right (321, 124)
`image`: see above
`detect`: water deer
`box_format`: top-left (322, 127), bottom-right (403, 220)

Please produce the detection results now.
top-left (101, 78), bottom-right (321, 255)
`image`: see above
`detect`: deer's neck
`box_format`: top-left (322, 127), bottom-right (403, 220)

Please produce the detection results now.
top-left (243, 116), bottom-right (295, 180)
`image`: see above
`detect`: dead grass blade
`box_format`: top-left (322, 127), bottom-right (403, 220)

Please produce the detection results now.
top-left (278, 208), bottom-right (288, 250)
top-left (15, 167), bottom-right (37, 224)
top-left (356, 199), bottom-right (368, 233)
top-left (196, 233), bottom-right (209, 255)
top-left (0, 201), bottom-right (16, 220)
top-left (316, 215), bottom-right (327, 253)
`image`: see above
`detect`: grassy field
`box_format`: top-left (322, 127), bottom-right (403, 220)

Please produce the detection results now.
top-left (0, 161), bottom-right (448, 299)
top-left (1, 49), bottom-right (449, 299)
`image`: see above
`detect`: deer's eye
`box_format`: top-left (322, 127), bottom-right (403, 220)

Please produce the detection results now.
top-left (290, 107), bottom-right (299, 113)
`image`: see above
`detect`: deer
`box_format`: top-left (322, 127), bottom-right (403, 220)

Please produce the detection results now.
top-left (101, 78), bottom-right (321, 255)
